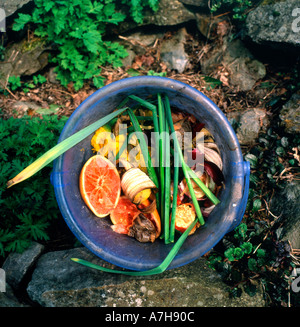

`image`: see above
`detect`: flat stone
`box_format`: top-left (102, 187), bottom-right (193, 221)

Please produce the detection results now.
top-left (160, 27), bottom-right (189, 73)
top-left (178, 0), bottom-right (208, 7)
top-left (27, 247), bottom-right (266, 307)
top-left (143, 0), bottom-right (195, 26)
top-left (0, 38), bottom-right (49, 85)
top-left (201, 38), bottom-right (266, 91)
top-left (279, 91), bottom-right (300, 134)
top-left (2, 242), bottom-right (44, 290)
top-left (228, 108), bottom-right (269, 145)
top-left (245, 0), bottom-right (300, 48)
top-left (0, 0), bottom-right (33, 18)
top-left (0, 283), bottom-right (28, 307)
top-left (271, 181), bottom-right (300, 250)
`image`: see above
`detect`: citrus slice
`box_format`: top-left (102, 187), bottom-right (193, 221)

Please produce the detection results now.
top-left (173, 203), bottom-right (200, 235)
top-left (79, 155), bottom-right (121, 217)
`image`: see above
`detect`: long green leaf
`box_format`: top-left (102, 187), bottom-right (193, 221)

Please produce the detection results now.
top-left (157, 93), bottom-right (165, 232)
top-left (129, 94), bottom-right (160, 173)
top-left (164, 116), bottom-right (171, 243)
top-left (186, 166), bottom-right (220, 205)
top-left (164, 95), bottom-right (205, 226)
top-left (71, 218), bottom-right (197, 276)
top-left (127, 108), bottom-right (159, 188)
top-left (169, 148), bottom-right (179, 243)
top-left (7, 107), bottom-right (127, 188)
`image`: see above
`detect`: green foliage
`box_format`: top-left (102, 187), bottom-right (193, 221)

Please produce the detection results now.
top-left (210, 0), bottom-right (253, 20)
top-left (13, 0), bottom-right (159, 91)
top-left (8, 76), bottom-right (21, 91)
top-left (122, 0), bottom-right (159, 24)
top-left (0, 114), bottom-right (68, 257)
top-left (147, 70), bottom-right (167, 77)
top-left (33, 74), bottom-right (47, 85)
top-left (7, 74), bottom-right (47, 94)
top-left (208, 123), bottom-right (299, 305)
top-left (203, 76), bottom-right (222, 90)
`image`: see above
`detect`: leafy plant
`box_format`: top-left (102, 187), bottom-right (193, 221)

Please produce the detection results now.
top-left (33, 74), bottom-right (47, 85)
top-left (0, 114), bottom-right (68, 258)
top-left (210, 0), bottom-right (253, 21)
top-left (203, 76), bottom-right (222, 90)
top-left (8, 76), bottom-right (21, 91)
top-left (208, 121), bottom-right (299, 305)
top-left (7, 74), bottom-right (47, 94)
top-left (13, 0), bottom-right (159, 91)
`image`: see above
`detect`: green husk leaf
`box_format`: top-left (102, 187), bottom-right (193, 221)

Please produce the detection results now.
top-left (169, 148), bottom-right (179, 243)
top-left (71, 218), bottom-right (197, 276)
top-left (186, 165), bottom-right (220, 205)
top-left (126, 108), bottom-right (159, 188)
top-left (164, 95), bottom-right (205, 226)
top-left (7, 107), bottom-right (127, 188)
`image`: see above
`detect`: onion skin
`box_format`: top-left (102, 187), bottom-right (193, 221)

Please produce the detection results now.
top-left (204, 161), bottom-right (224, 186)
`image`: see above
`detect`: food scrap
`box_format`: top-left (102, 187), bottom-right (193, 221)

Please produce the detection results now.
top-left (79, 94), bottom-right (224, 244)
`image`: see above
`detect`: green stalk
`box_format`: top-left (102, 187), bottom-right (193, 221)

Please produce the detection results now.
top-left (186, 166), bottom-right (220, 205)
top-left (127, 108), bottom-right (159, 188)
top-left (164, 95), bottom-right (205, 226)
top-left (71, 218), bottom-right (197, 276)
top-left (128, 94), bottom-right (160, 174)
top-left (128, 94), bottom-right (157, 111)
top-left (157, 93), bottom-right (165, 231)
top-left (169, 147), bottom-right (220, 206)
top-left (169, 148), bottom-right (179, 243)
top-left (164, 117), bottom-right (171, 244)
top-left (7, 107), bottom-right (127, 188)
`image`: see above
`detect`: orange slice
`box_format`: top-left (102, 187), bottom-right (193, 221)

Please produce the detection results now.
top-left (79, 155), bottom-right (121, 217)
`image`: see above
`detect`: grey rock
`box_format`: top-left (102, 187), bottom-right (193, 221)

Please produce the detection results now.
top-left (2, 242), bottom-right (44, 290)
top-left (12, 101), bottom-right (41, 115)
top-left (245, 0), bottom-right (300, 48)
top-left (227, 108), bottom-right (269, 145)
top-left (27, 247), bottom-right (266, 307)
top-left (160, 27), bottom-right (189, 73)
top-left (279, 91), bottom-right (300, 134)
top-left (178, 0), bottom-right (208, 7)
top-left (196, 14), bottom-right (230, 39)
top-left (124, 31), bottom-right (165, 48)
top-left (201, 38), bottom-right (266, 91)
top-left (271, 181), bottom-right (300, 250)
top-left (0, 38), bottom-right (49, 86)
top-left (0, 0), bottom-right (33, 18)
top-left (0, 283), bottom-right (28, 307)
top-left (48, 67), bottom-right (59, 84)
top-left (121, 48), bottom-right (136, 68)
top-left (119, 30), bottom-right (165, 68)
top-left (143, 0), bottom-right (195, 26)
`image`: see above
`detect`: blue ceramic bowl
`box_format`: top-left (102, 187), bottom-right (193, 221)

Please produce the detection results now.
top-left (52, 76), bottom-right (250, 271)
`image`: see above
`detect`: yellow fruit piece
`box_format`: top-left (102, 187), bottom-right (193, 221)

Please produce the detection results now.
top-left (91, 125), bottom-right (112, 155)
top-left (133, 188), bottom-right (151, 205)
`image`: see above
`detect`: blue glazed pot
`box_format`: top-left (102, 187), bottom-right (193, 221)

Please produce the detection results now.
top-left (52, 76), bottom-right (250, 271)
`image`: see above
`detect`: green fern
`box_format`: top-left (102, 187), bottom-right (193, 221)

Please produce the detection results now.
top-left (0, 114), bottom-right (68, 258)
top-left (13, 0), bottom-right (159, 90)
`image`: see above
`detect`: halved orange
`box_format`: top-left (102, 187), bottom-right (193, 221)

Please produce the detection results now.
top-left (79, 155), bottom-right (121, 218)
